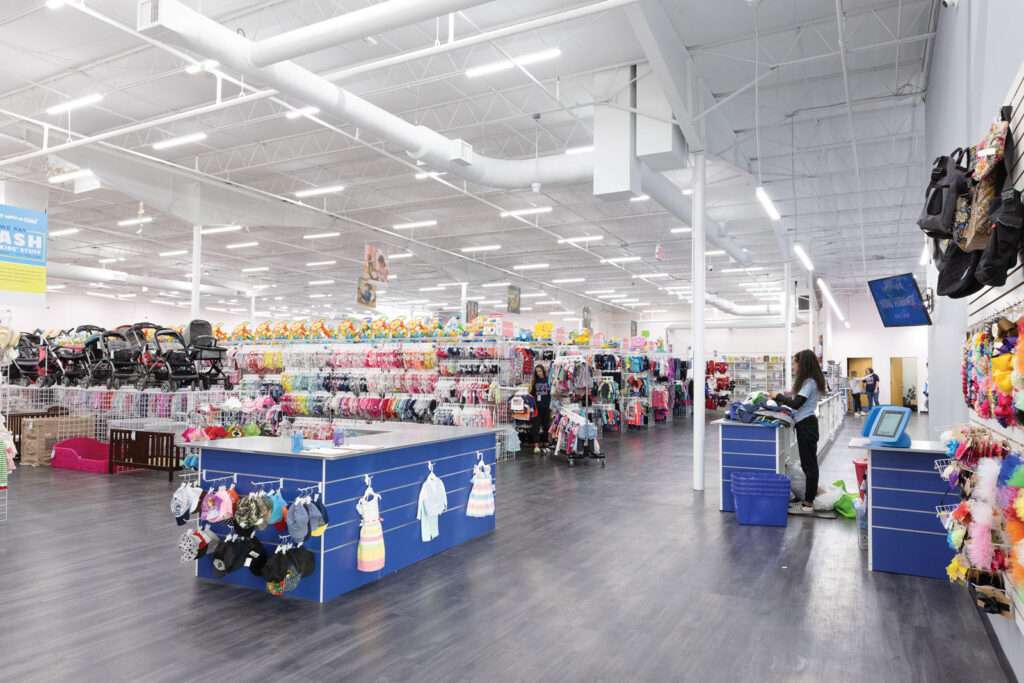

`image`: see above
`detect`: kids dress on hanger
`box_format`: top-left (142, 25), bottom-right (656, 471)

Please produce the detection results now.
top-left (417, 469), bottom-right (448, 542)
top-left (356, 489), bottom-right (385, 572)
top-left (466, 460), bottom-right (495, 518)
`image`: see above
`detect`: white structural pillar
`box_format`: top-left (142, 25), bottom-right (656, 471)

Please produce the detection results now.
top-left (191, 225), bottom-right (202, 320)
top-left (692, 151), bottom-right (706, 491)
top-left (825, 304), bottom-right (833, 364)
top-left (784, 259), bottom-right (793, 390)
top-left (808, 276), bottom-right (817, 351)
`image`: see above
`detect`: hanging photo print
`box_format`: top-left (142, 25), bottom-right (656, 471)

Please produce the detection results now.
top-left (466, 300), bottom-right (479, 322)
top-left (357, 278), bottom-right (377, 309)
top-left (507, 285), bottom-right (521, 314)
top-left (363, 244), bottom-right (389, 283)
top-left (582, 306), bottom-right (592, 331)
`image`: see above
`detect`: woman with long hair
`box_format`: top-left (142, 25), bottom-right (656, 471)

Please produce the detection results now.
top-left (773, 349), bottom-right (827, 511)
top-left (530, 364), bottom-right (552, 454)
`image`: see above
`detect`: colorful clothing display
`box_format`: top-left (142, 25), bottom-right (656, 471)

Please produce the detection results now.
top-left (466, 461), bottom-right (495, 517)
top-left (356, 491), bottom-right (386, 572)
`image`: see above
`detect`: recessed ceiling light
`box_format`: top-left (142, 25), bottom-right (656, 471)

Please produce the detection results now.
top-left (152, 132), bottom-right (207, 150)
top-left (558, 235), bottom-right (603, 244)
top-left (49, 228), bottom-right (79, 237)
top-left (393, 219), bottom-right (437, 230)
top-left (466, 47), bottom-right (562, 78)
top-left (226, 241), bottom-right (258, 249)
top-left (307, 260), bottom-right (337, 267)
top-left (599, 294), bottom-right (628, 299)
top-left (501, 206), bottom-right (552, 218)
top-left (295, 185), bottom-right (345, 199)
top-left (671, 227), bottom-right (692, 234)
top-left (601, 256), bottom-right (641, 264)
top-left (286, 106), bottom-right (319, 119)
top-left (48, 169), bottom-right (92, 184)
top-left (302, 231), bottom-right (341, 239)
top-left (201, 225), bottom-right (242, 235)
top-left (461, 245), bottom-right (501, 253)
top-left (159, 249), bottom-right (188, 257)
top-left (45, 92), bottom-right (102, 115)
top-left (242, 266), bottom-right (269, 273)
top-left (552, 278), bottom-right (585, 284)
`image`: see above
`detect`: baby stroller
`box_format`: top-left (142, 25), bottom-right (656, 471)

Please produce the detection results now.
top-left (184, 319), bottom-right (232, 390)
top-left (86, 330), bottom-right (141, 389)
top-left (49, 325), bottom-right (101, 386)
top-left (8, 332), bottom-right (44, 386)
top-left (136, 327), bottom-right (198, 391)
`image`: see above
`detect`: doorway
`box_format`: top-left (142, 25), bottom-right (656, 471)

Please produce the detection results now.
top-left (847, 357), bottom-right (872, 413)
top-left (891, 357), bottom-right (918, 410)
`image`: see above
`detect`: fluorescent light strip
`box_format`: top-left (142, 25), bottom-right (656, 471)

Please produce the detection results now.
top-left (629, 194), bottom-right (650, 202)
top-left (86, 291), bottom-right (116, 299)
top-left (585, 289), bottom-right (614, 294)
top-left (118, 216), bottom-right (153, 227)
top-left (302, 231), bottom-right (341, 239)
top-left (307, 260), bottom-right (336, 267)
top-left (481, 281), bottom-right (511, 288)
top-left (558, 235), bottom-right (603, 244)
top-left (226, 241), bottom-right (258, 249)
top-left (602, 256), bottom-right (641, 264)
top-left (309, 279), bottom-right (335, 285)
top-left (185, 60), bottom-right (218, 74)
top-left (152, 132), bottom-right (207, 150)
top-left (419, 286), bottom-right (445, 292)
top-left (393, 219), bottom-right (437, 230)
top-left (520, 293), bottom-right (547, 299)
top-left (512, 263), bottom-right (549, 270)
top-left (501, 206), bottom-right (552, 218)
top-left (755, 186), bottom-right (782, 221)
top-left (645, 309), bottom-right (668, 313)
top-left (286, 106), bottom-right (319, 119)
top-left (793, 243), bottom-right (814, 271)
top-left (47, 284), bottom-right (66, 290)
top-left (519, 307), bottom-right (534, 312)
top-left (415, 171), bottom-right (447, 180)
top-left (816, 278), bottom-right (845, 322)
top-left (309, 294), bottom-right (327, 299)
top-left (461, 245), bottom-right (501, 253)
top-left (98, 258), bottom-right (118, 264)
top-left (295, 185), bottom-right (345, 199)
top-left (564, 145), bottom-right (594, 155)
top-left (49, 228), bottom-right (79, 237)
top-left (48, 169), bottom-right (92, 183)
top-left (599, 294), bottom-right (628, 299)
top-left (536, 301), bottom-right (562, 306)
top-left (389, 252), bottom-right (414, 260)
top-left (634, 273), bottom-right (670, 279)
top-left (202, 225), bottom-right (242, 235)
top-left (45, 92), bottom-right (103, 116)
top-left (721, 266), bottom-right (763, 273)
top-left (466, 47), bottom-right (562, 78)
top-left (242, 266), bottom-right (269, 273)
top-left (552, 278), bottom-right (585, 284)
top-left (705, 250), bottom-right (726, 257)
top-left (159, 249), bottom-right (188, 257)
top-left (670, 227), bottom-right (692, 234)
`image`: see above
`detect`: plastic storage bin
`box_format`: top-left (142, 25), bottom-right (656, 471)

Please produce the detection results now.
top-left (731, 472), bottom-right (791, 527)
top-left (853, 458), bottom-right (868, 499)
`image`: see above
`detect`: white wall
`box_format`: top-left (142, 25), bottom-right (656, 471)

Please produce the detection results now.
top-left (829, 293), bottom-right (929, 404)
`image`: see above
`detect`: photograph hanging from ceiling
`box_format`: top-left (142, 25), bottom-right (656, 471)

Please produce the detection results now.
top-left (363, 244), bottom-right (389, 283)
top-left (357, 278), bottom-right (377, 309)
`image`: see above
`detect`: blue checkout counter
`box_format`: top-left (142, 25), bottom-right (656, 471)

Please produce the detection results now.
top-left (850, 436), bottom-right (953, 580)
top-left (196, 423), bottom-right (499, 601)
top-left (713, 419), bottom-right (793, 512)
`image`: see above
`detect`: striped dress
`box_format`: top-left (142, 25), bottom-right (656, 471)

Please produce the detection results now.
top-left (356, 492), bottom-right (385, 572)
top-left (466, 462), bottom-right (495, 518)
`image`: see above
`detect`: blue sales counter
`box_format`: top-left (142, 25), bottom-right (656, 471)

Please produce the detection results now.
top-left (850, 437), bottom-right (952, 580)
top-left (196, 423), bottom-right (499, 601)
top-left (713, 419), bottom-right (793, 512)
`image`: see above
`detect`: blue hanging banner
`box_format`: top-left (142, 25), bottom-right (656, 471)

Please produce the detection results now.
top-left (0, 203), bottom-right (47, 308)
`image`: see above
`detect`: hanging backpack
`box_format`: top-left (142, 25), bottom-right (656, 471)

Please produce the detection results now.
top-left (962, 144), bottom-right (1003, 251)
top-left (977, 105), bottom-right (1023, 287)
top-left (936, 240), bottom-right (984, 299)
top-left (918, 147), bottom-right (970, 238)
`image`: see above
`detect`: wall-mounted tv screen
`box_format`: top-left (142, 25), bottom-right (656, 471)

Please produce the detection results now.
top-left (867, 273), bottom-right (932, 327)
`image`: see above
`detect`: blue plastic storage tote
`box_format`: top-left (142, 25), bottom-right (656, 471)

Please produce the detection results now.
top-left (731, 472), bottom-right (791, 527)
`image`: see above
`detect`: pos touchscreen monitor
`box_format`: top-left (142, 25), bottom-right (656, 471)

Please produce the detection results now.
top-left (861, 405), bottom-right (912, 447)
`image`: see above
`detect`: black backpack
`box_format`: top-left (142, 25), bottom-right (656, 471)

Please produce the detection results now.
top-left (937, 240), bottom-right (985, 299)
top-left (918, 147), bottom-right (970, 238)
top-left (977, 105), bottom-right (1023, 287)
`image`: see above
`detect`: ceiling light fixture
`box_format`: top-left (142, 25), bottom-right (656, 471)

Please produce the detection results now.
top-left (552, 278), bottom-right (585, 284)
top-left (721, 266), bottom-right (764, 273)
top-left (816, 278), bottom-right (845, 322)
top-left (670, 227), bottom-right (692, 234)
top-left (601, 256), bottom-right (641, 264)
top-left (48, 168), bottom-right (92, 184)
top-left (481, 281), bottom-right (511, 288)
top-left (755, 186), bottom-right (782, 221)
top-left (152, 132), bottom-right (207, 150)
top-left (45, 92), bottom-right (103, 115)
top-left (682, 189), bottom-right (693, 196)
top-left (201, 225), bottom-right (242, 235)
top-left (295, 185), bottom-right (345, 199)
top-left (512, 263), bottom-right (549, 270)
top-left (86, 291), bottom-right (116, 299)
top-left (558, 235), bottom-right (603, 244)
top-left (159, 249), bottom-right (188, 257)
top-left (307, 260), bottom-right (337, 267)
top-left (460, 245), bottom-right (501, 253)
top-left (466, 47), bottom-right (562, 78)
top-left (519, 307), bottom-right (534, 312)
top-left (242, 266), bottom-right (269, 273)
top-left (393, 219), bottom-right (437, 230)
top-left (599, 293), bottom-right (628, 299)
top-left (118, 216), bottom-right (153, 227)
top-left (645, 308), bottom-right (668, 313)
top-left (705, 250), bottom-right (726, 257)
top-left (564, 145), bottom-right (594, 155)
top-left (629, 194), bottom-right (650, 202)
top-left (309, 294), bottom-right (327, 299)
top-left (634, 273), bottom-right (670, 279)
top-left (389, 252), bottom-right (414, 260)
top-left (520, 292), bottom-right (547, 299)
top-left (585, 289), bottom-right (615, 295)
top-left (419, 286), bottom-right (445, 292)
top-left (415, 171), bottom-right (447, 180)
top-left (226, 241), bottom-right (259, 249)
top-left (185, 59), bottom-right (219, 74)
top-left (501, 206), bottom-right (552, 218)
top-left (286, 106), bottom-right (319, 119)
top-left (309, 279), bottom-right (335, 285)
top-left (536, 300), bottom-right (562, 306)
top-left (49, 228), bottom-right (79, 237)
top-left (793, 243), bottom-right (814, 271)
top-left (302, 231), bottom-right (341, 239)
top-left (47, 284), bottom-right (66, 290)
top-left (98, 258), bottom-right (118, 264)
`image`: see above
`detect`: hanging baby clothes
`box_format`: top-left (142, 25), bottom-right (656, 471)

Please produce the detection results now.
top-left (417, 468), bottom-right (448, 542)
top-left (466, 460), bottom-right (495, 517)
top-left (356, 489), bottom-right (385, 572)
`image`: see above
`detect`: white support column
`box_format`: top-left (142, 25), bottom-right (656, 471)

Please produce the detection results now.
top-left (784, 259), bottom-right (793, 390)
top-left (808, 275), bottom-right (817, 351)
top-left (191, 225), bottom-right (202, 320)
top-left (825, 304), bottom-right (833, 364)
top-left (692, 150), bottom-right (706, 491)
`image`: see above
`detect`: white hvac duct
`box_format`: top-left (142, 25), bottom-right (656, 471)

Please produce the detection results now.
top-left (139, 0), bottom-right (753, 264)
top-left (665, 317), bottom-right (787, 329)
top-left (705, 292), bottom-right (780, 317)
top-left (250, 0), bottom-right (487, 67)
top-left (47, 262), bottom-right (240, 297)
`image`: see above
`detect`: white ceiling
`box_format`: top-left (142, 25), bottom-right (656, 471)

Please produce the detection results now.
top-left (0, 0), bottom-right (937, 321)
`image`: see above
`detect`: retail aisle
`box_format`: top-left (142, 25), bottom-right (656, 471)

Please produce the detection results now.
top-left (0, 416), bottom-right (1007, 681)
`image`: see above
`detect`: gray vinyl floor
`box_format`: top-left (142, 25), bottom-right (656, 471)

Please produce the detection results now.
top-left (0, 413), bottom-right (1008, 682)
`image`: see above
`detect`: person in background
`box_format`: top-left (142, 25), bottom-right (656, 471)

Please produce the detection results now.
top-left (863, 367), bottom-right (881, 410)
top-left (847, 370), bottom-right (864, 416)
top-left (530, 365), bottom-right (552, 454)
top-left (773, 349), bottom-right (827, 511)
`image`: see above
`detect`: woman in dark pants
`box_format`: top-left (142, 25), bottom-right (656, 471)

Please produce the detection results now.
top-left (530, 365), bottom-right (552, 453)
top-left (773, 350), bottom-right (827, 511)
